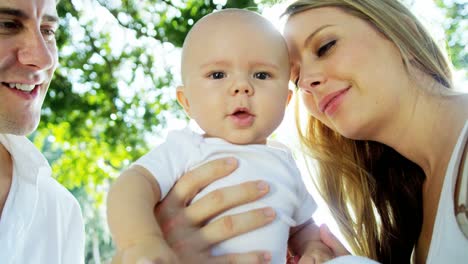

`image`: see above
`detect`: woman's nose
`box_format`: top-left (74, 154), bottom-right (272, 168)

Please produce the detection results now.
top-left (298, 73), bottom-right (326, 93)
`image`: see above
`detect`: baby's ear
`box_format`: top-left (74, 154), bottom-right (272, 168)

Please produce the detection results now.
top-left (285, 89), bottom-right (293, 107)
top-left (176, 86), bottom-right (191, 117)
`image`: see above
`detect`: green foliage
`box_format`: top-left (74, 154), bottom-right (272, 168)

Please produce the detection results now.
top-left (434, 0), bottom-right (467, 69)
top-left (34, 0), bottom-right (276, 262)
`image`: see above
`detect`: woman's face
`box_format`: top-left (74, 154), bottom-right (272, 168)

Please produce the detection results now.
top-left (284, 7), bottom-right (411, 140)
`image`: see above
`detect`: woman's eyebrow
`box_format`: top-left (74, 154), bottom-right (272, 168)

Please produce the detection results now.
top-left (303, 24), bottom-right (335, 47)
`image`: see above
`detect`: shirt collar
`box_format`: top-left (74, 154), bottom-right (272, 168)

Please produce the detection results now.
top-left (0, 134), bottom-right (50, 184)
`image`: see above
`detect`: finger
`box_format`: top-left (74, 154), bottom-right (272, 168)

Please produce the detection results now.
top-left (172, 158), bottom-right (239, 206)
top-left (197, 208), bottom-right (276, 248)
top-left (111, 251), bottom-right (123, 264)
top-left (155, 158), bottom-right (238, 223)
top-left (208, 251), bottom-right (272, 264)
top-left (298, 255), bottom-right (315, 264)
top-left (299, 253), bottom-right (334, 264)
top-left (319, 224), bottom-right (349, 256)
top-left (186, 180), bottom-right (270, 224)
top-left (169, 208), bottom-right (276, 254)
top-left (136, 259), bottom-right (161, 264)
top-left (287, 254), bottom-right (300, 264)
top-left (170, 208), bottom-right (276, 253)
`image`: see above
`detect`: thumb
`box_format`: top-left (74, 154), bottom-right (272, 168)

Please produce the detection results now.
top-left (136, 259), bottom-right (162, 264)
top-left (319, 224), bottom-right (350, 257)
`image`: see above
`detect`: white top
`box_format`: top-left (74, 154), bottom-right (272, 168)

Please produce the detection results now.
top-left (0, 134), bottom-right (85, 264)
top-left (135, 128), bottom-right (316, 263)
top-left (325, 256), bottom-right (380, 264)
top-left (325, 121), bottom-right (468, 264)
top-left (426, 120), bottom-right (468, 263)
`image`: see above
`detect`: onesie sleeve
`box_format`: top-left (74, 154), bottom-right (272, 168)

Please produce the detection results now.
top-left (133, 129), bottom-right (193, 199)
top-left (289, 153), bottom-right (317, 226)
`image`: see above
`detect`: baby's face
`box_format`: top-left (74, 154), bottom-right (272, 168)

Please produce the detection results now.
top-left (178, 12), bottom-right (291, 145)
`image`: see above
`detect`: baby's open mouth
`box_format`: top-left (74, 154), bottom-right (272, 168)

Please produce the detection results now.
top-left (232, 109), bottom-right (252, 118)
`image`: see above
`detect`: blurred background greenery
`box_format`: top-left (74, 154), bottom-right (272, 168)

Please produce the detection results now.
top-left (32, 0), bottom-right (466, 263)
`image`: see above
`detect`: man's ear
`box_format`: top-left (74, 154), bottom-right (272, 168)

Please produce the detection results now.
top-left (176, 86), bottom-right (191, 117)
top-left (285, 89), bottom-right (293, 107)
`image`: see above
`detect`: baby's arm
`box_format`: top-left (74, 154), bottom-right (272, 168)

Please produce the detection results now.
top-left (289, 219), bottom-right (334, 264)
top-left (107, 165), bottom-right (178, 264)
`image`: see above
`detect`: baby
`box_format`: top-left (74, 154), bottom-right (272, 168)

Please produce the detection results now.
top-left (107, 9), bottom-right (332, 264)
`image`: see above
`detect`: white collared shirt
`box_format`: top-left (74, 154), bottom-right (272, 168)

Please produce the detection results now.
top-left (0, 134), bottom-right (84, 264)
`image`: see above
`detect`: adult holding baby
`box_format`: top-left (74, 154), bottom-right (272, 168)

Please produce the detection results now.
top-left (141, 0), bottom-right (468, 263)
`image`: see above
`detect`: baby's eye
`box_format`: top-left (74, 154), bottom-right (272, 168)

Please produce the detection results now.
top-left (317, 40), bottom-right (337, 57)
top-left (254, 72), bottom-right (271, 80)
top-left (209, 72), bottom-right (226, 79)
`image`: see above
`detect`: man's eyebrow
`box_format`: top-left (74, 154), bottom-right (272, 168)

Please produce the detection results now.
top-left (0, 7), bottom-right (59, 23)
top-left (0, 8), bottom-right (28, 18)
top-left (44, 14), bottom-right (59, 23)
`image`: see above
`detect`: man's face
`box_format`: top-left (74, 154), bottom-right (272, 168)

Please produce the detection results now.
top-left (0, 0), bottom-right (58, 135)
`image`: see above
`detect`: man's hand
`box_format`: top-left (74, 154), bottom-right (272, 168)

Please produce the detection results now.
top-left (112, 236), bottom-right (179, 264)
top-left (155, 158), bottom-right (275, 263)
top-left (298, 240), bottom-right (334, 264)
top-left (319, 225), bottom-right (349, 257)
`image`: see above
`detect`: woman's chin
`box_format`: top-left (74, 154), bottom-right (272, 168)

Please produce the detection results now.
top-left (333, 123), bottom-right (367, 141)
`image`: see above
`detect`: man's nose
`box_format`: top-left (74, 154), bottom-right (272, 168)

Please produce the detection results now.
top-left (17, 31), bottom-right (56, 70)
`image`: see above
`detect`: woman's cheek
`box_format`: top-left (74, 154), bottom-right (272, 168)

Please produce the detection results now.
top-left (301, 93), bottom-right (320, 118)
top-left (301, 93), bottom-right (333, 129)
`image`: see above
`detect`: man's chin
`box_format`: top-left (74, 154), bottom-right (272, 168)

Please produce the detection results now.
top-left (0, 121), bottom-right (40, 136)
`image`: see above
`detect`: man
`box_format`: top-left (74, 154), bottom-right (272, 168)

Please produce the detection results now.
top-left (0, 0), bottom-right (84, 263)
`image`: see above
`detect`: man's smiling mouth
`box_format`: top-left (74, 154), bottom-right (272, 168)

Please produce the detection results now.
top-left (2, 82), bottom-right (38, 92)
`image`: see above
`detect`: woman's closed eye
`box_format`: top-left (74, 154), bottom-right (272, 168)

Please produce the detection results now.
top-left (253, 72), bottom-right (271, 80)
top-left (317, 40), bottom-right (337, 57)
top-left (208, 71), bottom-right (226, 79)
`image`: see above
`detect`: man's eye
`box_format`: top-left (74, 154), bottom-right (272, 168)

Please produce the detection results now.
top-left (209, 72), bottom-right (225, 79)
top-left (254, 72), bottom-right (271, 80)
top-left (0, 20), bottom-right (22, 33)
top-left (42, 28), bottom-right (56, 36)
top-left (41, 28), bottom-right (57, 41)
top-left (317, 40), bottom-right (337, 57)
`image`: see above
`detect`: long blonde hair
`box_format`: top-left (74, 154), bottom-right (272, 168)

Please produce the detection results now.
top-left (284, 0), bottom-right (453, 263)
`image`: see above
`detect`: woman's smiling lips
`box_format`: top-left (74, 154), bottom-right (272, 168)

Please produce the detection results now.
top-left (318, 86), bottom-right (351, 115)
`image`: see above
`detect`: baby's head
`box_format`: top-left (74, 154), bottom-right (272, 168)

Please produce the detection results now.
top-left (177, 9), bottom-right (292, 145)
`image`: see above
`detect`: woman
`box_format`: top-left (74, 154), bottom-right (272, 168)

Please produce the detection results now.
top-left (283, 1), bottom-right (467, 263)
top-left (153, 0), bottom-right (468, 263)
